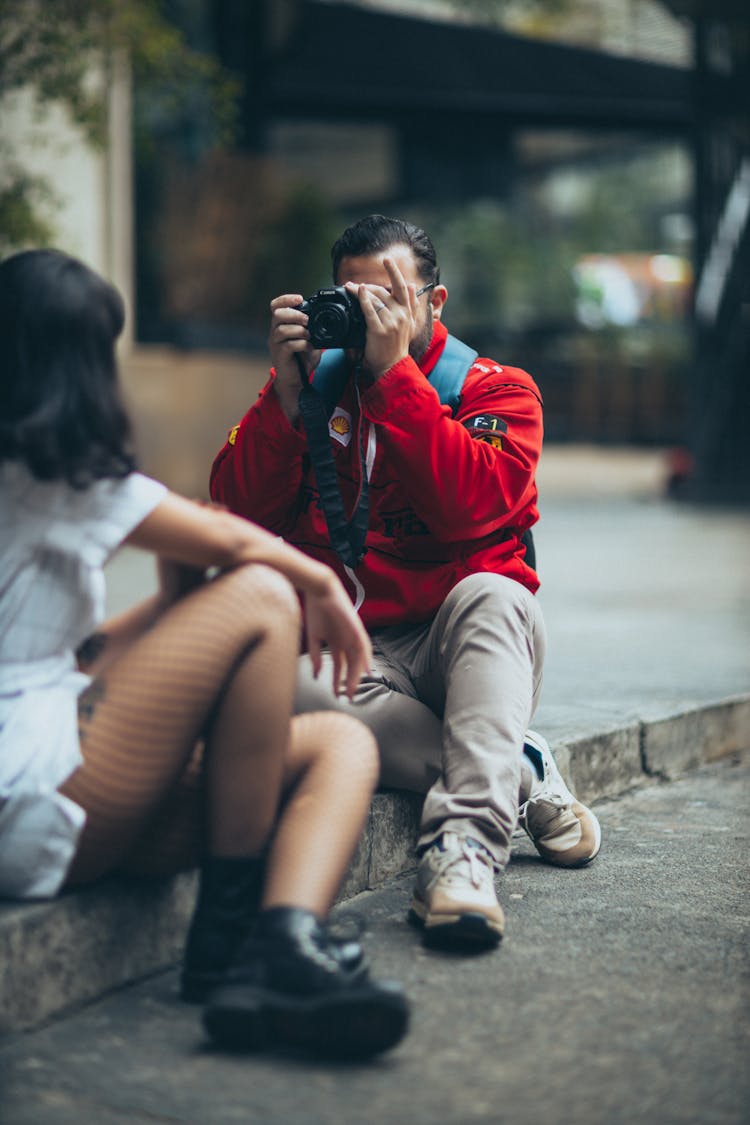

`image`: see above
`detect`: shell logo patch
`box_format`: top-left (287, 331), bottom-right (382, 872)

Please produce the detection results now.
top-left (481, 433), bottom-right (504, 450)
top-left (329, 407), bottom-right (352, 447)
top-left (228, 424), bottom-right (240, 446)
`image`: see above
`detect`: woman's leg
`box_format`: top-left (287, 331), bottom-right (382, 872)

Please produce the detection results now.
top-left (201, 711), bottom-right (409, 1059)
top-left (261, 711), bottom-right (379, 915)
top-left (60, 563), bottom-right (302, 886)
top-left (179, 707), bottom-right (379, 1003)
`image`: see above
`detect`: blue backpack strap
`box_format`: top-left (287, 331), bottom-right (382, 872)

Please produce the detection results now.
top-left (428, 334), bottom-right (478, 412)
top-left (311, 349), bottom-right (350, 417)
top-left (313, 334), bottom-right (477, 415)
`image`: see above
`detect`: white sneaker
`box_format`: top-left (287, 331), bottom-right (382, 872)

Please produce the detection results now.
top-left (519, 731), bottom-right (602, 867)
top-left (410, 832), bottom-right (504, 948)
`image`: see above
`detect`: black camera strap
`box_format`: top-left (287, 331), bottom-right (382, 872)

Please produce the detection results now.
top-left (296, 356), bottom-right (369, 570)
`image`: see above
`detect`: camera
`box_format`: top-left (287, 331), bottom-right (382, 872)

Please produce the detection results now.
top-left (299, 286), bottom-right (366, 349)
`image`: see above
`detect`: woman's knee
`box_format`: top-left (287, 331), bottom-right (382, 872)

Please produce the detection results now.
top-left (212, 563), bottom-right (301, 632)
top-left (293, 711), bottom-right (379, 786)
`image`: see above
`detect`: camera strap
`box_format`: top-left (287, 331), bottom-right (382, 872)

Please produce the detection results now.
top-left (296, 356), bottom-right (369, 570)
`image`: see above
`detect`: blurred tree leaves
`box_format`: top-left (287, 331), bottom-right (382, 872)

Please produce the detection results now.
top-left (459, 0), bottom-right (576, 29)
top-left (0, 0), bottom-right (238, 252)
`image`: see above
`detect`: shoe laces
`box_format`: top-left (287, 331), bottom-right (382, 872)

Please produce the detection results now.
top-left (519, 791), bottom-right (577, 839)
top-left (427, 837), bottom-right (494, 891)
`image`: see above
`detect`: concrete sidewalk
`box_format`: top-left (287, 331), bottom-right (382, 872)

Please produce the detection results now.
top-left (1, 446), bottom-right (748, 1043)
top-left (2, 753), bottom-right (748, 1125)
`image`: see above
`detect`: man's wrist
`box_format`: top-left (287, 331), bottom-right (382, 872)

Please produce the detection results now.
top-left (272, 378), bottom-right (301, 425)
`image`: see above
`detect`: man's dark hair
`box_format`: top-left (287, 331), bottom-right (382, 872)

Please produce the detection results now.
top-left (331, 215), bottom-right (440, 286)
top-left (0, 249), bottom-right (136, 487)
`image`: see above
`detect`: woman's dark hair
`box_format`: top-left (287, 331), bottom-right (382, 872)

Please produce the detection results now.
top-left (0, 248), bottom-right (136, 487)
top-left (331, 215), bottom-right (440, 286)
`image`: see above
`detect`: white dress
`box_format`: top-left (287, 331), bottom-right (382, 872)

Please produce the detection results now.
top-left (0, 463), bottom-right (167, 898)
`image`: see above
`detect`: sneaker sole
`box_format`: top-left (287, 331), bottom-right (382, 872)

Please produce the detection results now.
top-left (409, 901), bottom-right (503, 950)
top-left (203, 983), bottom-right (410, 1059)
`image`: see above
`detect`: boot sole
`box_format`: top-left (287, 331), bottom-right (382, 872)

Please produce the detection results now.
top-left (203, 982), bottom-right (410, 1059)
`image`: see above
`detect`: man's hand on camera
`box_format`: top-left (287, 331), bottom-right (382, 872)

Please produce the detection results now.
top-left (268, 293), bottom-right (321, 424)
top-left (347, 257), bottom-right (417, 382)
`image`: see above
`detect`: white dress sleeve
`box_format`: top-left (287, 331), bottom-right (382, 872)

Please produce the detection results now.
top-left (48, 472), bottom-right (168, 569)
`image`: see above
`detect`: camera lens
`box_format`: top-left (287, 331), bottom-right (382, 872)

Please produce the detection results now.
top-left (311, 305), bottom-right (347, 345)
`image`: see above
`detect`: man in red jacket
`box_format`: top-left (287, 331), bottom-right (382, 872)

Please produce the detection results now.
top-left (211, 215), bottom-right (600, 950)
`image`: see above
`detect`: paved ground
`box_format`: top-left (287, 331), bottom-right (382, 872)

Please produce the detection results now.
top-left (1, 753), bottom-right (747, 1125)
top-left (534, 489), bottom-right (750, 740)
top-left (3, 445), bottom-right (747, 1124)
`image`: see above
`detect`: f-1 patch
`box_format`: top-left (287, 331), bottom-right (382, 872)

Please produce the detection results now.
top-left (329, 407), bottom-right (352, 447)
top-left (463, 414), bottom-right (508, 450)
top-left (228, 423), bottom-right (240, 446)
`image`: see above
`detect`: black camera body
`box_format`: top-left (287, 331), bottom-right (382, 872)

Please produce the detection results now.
top-left (299, 286), bottom-right (366, 349)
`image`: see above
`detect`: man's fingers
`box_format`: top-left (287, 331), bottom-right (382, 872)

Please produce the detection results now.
top-left (383, 257), bottom-right (409, 304)
top-left (272, 323), bottom-right (310, 346)
top-left (356, 285), bottom-right (386, 326)
top-left (274, 308), bottom-right (309, 327)
top-left (270, 294), bottom-right (305, 311)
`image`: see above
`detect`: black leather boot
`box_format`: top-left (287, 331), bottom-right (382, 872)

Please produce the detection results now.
top-left (180, 855), bottom-right (265, 1003)
top-left (181, 861), bottom-right (368, 1003)
top-left (202, 906), bottom-right (410, 1058)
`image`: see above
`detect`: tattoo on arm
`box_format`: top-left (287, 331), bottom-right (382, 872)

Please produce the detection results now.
top-left (77, 680), bottom-right (106, 739)
top-left (76, 632), bottom-right (108, 669)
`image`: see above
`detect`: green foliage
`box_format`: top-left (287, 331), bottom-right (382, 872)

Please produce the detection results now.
top-left (251, 185), bottom-right (339, 306)
top-left (0, 165), bottom-right (57, 256)
top-left (455, 0), bottom-right (578, 33)
top-left (403, 136), bottom-right (691, 369)
top-left (416, 199), bottom-right (578, 336)
top-left (0, 0), bottom-right (238, 250)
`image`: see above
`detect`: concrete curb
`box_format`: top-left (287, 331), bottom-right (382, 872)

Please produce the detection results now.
top-left (1, 693), bottom-right (748, 1039)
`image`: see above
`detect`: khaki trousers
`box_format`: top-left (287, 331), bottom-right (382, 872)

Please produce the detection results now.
top-left (295, 572), bottom-right (546, 869)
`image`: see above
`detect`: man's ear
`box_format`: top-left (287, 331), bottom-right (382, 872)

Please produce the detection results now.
top-left (430, 285), bottom-right (448, 321)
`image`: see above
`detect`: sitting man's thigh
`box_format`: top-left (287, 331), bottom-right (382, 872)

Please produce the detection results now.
top-left (294, 653), bottom-right (442, 793)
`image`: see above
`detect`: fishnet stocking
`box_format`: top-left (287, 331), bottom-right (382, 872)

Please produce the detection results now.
top-left (61, 564), bottom-right (301, 884)
top-left (264, 711), bottom-right (379, 914)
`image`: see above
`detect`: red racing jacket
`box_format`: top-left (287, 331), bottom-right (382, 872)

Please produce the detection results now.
top-left (210, 320), bottom-right (543, 630)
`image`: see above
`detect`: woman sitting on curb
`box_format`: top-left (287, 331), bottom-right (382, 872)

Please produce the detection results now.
top-left (0, 249), bottom-right (409, 1059)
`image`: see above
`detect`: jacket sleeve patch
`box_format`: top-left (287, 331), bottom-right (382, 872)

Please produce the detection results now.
top-left (463, 414), bottom-right (508, 451)
top-left (228, 424), bottom-right (240, 446)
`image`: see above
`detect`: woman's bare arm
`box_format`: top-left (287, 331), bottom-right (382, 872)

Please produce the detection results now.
top-left (118, 493), bottom-right (372, 699)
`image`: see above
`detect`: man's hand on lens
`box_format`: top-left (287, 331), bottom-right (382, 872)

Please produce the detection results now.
top-left (347, 257), bottom-right (417, 381)
top-left (268, 294), bottom-right (321, 424)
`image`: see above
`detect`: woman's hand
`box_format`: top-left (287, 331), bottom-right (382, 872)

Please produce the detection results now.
top-left (303, 572), bottom-right (373, 701)
top-left (127, 495), bottom-right (371, 698)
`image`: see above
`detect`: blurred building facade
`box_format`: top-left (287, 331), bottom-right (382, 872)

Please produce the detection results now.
top-left (1, 56), bottom-right (134, 343)
top-left (4, 0), bottom-right (748, 499)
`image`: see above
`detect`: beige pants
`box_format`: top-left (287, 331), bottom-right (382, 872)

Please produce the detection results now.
top-left (295, 573), bottom-right (546, 869)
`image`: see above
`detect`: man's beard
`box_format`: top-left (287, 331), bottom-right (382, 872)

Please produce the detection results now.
top-left (409, 303), bottom-right (433, 363)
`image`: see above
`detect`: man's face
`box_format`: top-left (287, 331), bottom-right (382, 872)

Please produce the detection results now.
top-left (335, 244), bottom-right (446, 362)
